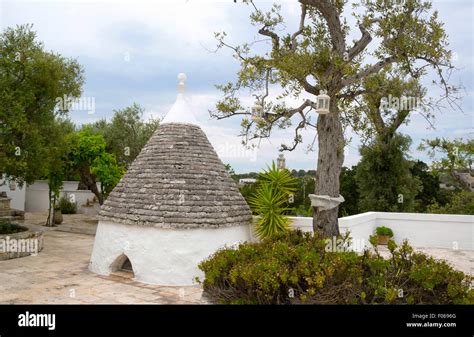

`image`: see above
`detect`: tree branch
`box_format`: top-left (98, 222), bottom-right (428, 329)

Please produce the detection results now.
top-left (347, 20), bottom-right (379, 61)
top-left (341, 56), bottom-right (397, 87)
top-left (282, 120), bottom-right (306, 151)
top-left (291, 3), bottom-right (307, 51)
top-left (299, 77), bottom-right (318, 95)
top-left (258, 26), bottom-right (280, 52)
top-left (300, 0), bottom-right (345, 54)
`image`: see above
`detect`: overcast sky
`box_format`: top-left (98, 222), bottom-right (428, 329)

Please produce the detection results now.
top-left (1, 0), bottom-right (473, 173)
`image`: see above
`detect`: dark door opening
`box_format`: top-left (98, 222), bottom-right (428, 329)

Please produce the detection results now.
top-left (110, 254), bottom-right (135, 279)
top-left (120, 257), bottom-right (133, 272)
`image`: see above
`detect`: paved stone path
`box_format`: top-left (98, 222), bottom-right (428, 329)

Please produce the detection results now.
top-left (0, 223), bottom-right (471, 304)
top-left (22, 212), bottom-right (99, 235)
top-left (0, 229), bottom-right (208, 304)
top-left (377, 245), bottom-right (473, 276)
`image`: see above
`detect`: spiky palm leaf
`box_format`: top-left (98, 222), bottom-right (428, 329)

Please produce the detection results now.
top-left (248, 184), bottom-right (292, 239)
top-left (257, 161), bottom-right (297, 196)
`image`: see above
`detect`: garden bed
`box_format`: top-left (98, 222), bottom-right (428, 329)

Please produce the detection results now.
top-left (0, 222), bottom-right (44, 261)
top-left (0, 222), bottom-right (29, 234)
top-left (198, 230), bottom-right (474, 304)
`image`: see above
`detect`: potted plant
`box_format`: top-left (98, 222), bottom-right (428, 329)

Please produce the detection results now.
top-left (54, 207), bottom-right (63, 225)
top-left (375, 226), bottom-right (393, 245)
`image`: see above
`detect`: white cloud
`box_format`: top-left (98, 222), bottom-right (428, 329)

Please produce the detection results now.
top-left (1, 0), bottom-right (473, 172)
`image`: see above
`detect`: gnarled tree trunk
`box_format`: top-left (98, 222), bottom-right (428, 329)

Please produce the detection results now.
top-left (78, 166), bottom-right (104, 205)
top-left (77, 179), bottom-right (88, 190)
top-left (313, 97), bottom-right (344, 237)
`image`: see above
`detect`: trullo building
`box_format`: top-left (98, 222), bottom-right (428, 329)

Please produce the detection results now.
top-left (89, 73), bottom-right (252, 285)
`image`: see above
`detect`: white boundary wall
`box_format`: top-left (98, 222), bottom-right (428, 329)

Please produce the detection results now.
top-left (0, 179), bottom-right (101, 213)
top-left (288, 212), bottom-right (473, 250)
top-left (25, 180), bottom-right (100, 213)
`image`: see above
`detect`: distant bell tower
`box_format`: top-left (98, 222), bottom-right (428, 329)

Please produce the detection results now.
top-left (277, 153), bottom-right (286, 170)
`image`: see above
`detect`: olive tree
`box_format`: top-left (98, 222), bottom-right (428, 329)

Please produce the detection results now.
top-left (211, 0), bottom-right (458, 236)
top-left (0, 24), bottom-right (84, 185)
top-left (419, 138), bottom-right (473, 190)
top-left (89, 103), bottom-right (160, 167)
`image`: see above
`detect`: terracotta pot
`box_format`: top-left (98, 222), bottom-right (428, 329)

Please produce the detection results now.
top-left (54, 209), bottom-right (63, 224)
top-left (377, 235), bottom-right (390, 245)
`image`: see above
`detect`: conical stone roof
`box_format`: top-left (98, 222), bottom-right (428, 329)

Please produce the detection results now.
top-left (99, 74), bottom-right (252, 229)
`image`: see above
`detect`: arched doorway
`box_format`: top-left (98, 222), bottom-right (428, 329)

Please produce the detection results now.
top-left (110, 253), bottom-right (135, 279)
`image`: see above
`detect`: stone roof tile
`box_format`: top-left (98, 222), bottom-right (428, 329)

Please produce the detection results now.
top-left (99, 123), bottom-right (252, 229)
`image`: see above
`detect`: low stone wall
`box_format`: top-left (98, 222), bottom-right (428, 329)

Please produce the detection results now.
top-left (251, 212), bottom-right (473, 250)
top-left (0, 229), bottom-right (44, 260)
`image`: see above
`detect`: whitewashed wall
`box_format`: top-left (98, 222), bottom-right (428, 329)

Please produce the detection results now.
top-left (0, 177), bottom-right (26, 211)
top-left (286, 212), bottom-right (473, 250)
top-left (90, 221), bottom-right (252, 285)
top-left (25, 180), bottom-right (100, 214)
top-left (375, 212), bottom-right (473, 250)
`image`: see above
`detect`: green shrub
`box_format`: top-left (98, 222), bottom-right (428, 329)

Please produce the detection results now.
top-left (295, 204), bottom-right (312, 217)
top-left (58, 195), bottom-right (77, 214)
top-left (375, 226), bottom-right (394, 237)
top-left (427, 191), bottom-right (474, 215)
top-left (198, 230), bottom-right (473, 304)
top-left (0, 222), bottom-right (28, 234)
top-left (249, 162), bottom-right (298, 239)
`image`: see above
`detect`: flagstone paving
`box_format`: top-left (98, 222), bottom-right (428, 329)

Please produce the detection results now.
top-left (377, 245), bottom-right (473, 277)
top-left (0, 228), bottom-right (209, 304)
top-left (0, 220), bottom-right (472, 304)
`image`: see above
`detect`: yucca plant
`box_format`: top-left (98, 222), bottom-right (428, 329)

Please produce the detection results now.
top-left (257, 162), bottom-right (297, 196)
top-left (249, 184), bottom-right (292, 238)
top-left (249, 161), bottom-right (298, 239)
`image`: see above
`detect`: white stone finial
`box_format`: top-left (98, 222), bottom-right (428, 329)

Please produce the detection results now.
top-left (177, 73), bottom-right (187, 93)
top-left (162, 72), bottom-right (198, 125)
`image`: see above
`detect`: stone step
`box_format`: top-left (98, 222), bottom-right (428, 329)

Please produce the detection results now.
top-left (110, 270), bottom-right (134, 279)
top-left (0, 215), bottom-right (24, 222)
top-left (0, 209), bottom-right (24, 219)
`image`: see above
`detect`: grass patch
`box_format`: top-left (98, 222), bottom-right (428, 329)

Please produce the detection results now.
top-left (0, 222), bottom-right (29, 234)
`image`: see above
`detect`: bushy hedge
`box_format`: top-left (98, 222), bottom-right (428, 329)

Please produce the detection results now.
top-left (198, 230), bottom-right (473, 304)
top-left (58, 196), bottom-right (77, 214)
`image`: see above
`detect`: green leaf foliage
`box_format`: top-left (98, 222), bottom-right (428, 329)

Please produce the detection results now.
top-left (410, 160), bottom-right (442, 212)
top-left (249, 183), bottom-right (291, 239)
top-left (198, 230), bottom-right (473, 305)
top-left (427, 191), bottom-right (474, 215)
top-left (88, 103), bottom-right (159, 168)
top-left (375, 226), bottom-right (393, 237)
top-left (256, 161), bottom-right (297, 196)
top-left (355, 133), bottom-right (421, 212)
top-left (212, 0), bottom-right (454, 152)
top-left (419, 138), bottom-right (473, 191)
top-left (69, 128), bottom-right (125, 202)
top-left (58, 195), bottom-right (77, 215)
top-left (248, 162), bottom-right (298, 238)
top-left (0, 24), bottom-right (84, 185)
top-left (338, 166), bottom-right (360, 217)
top-left (0, 222), bottom-right (28, 234)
